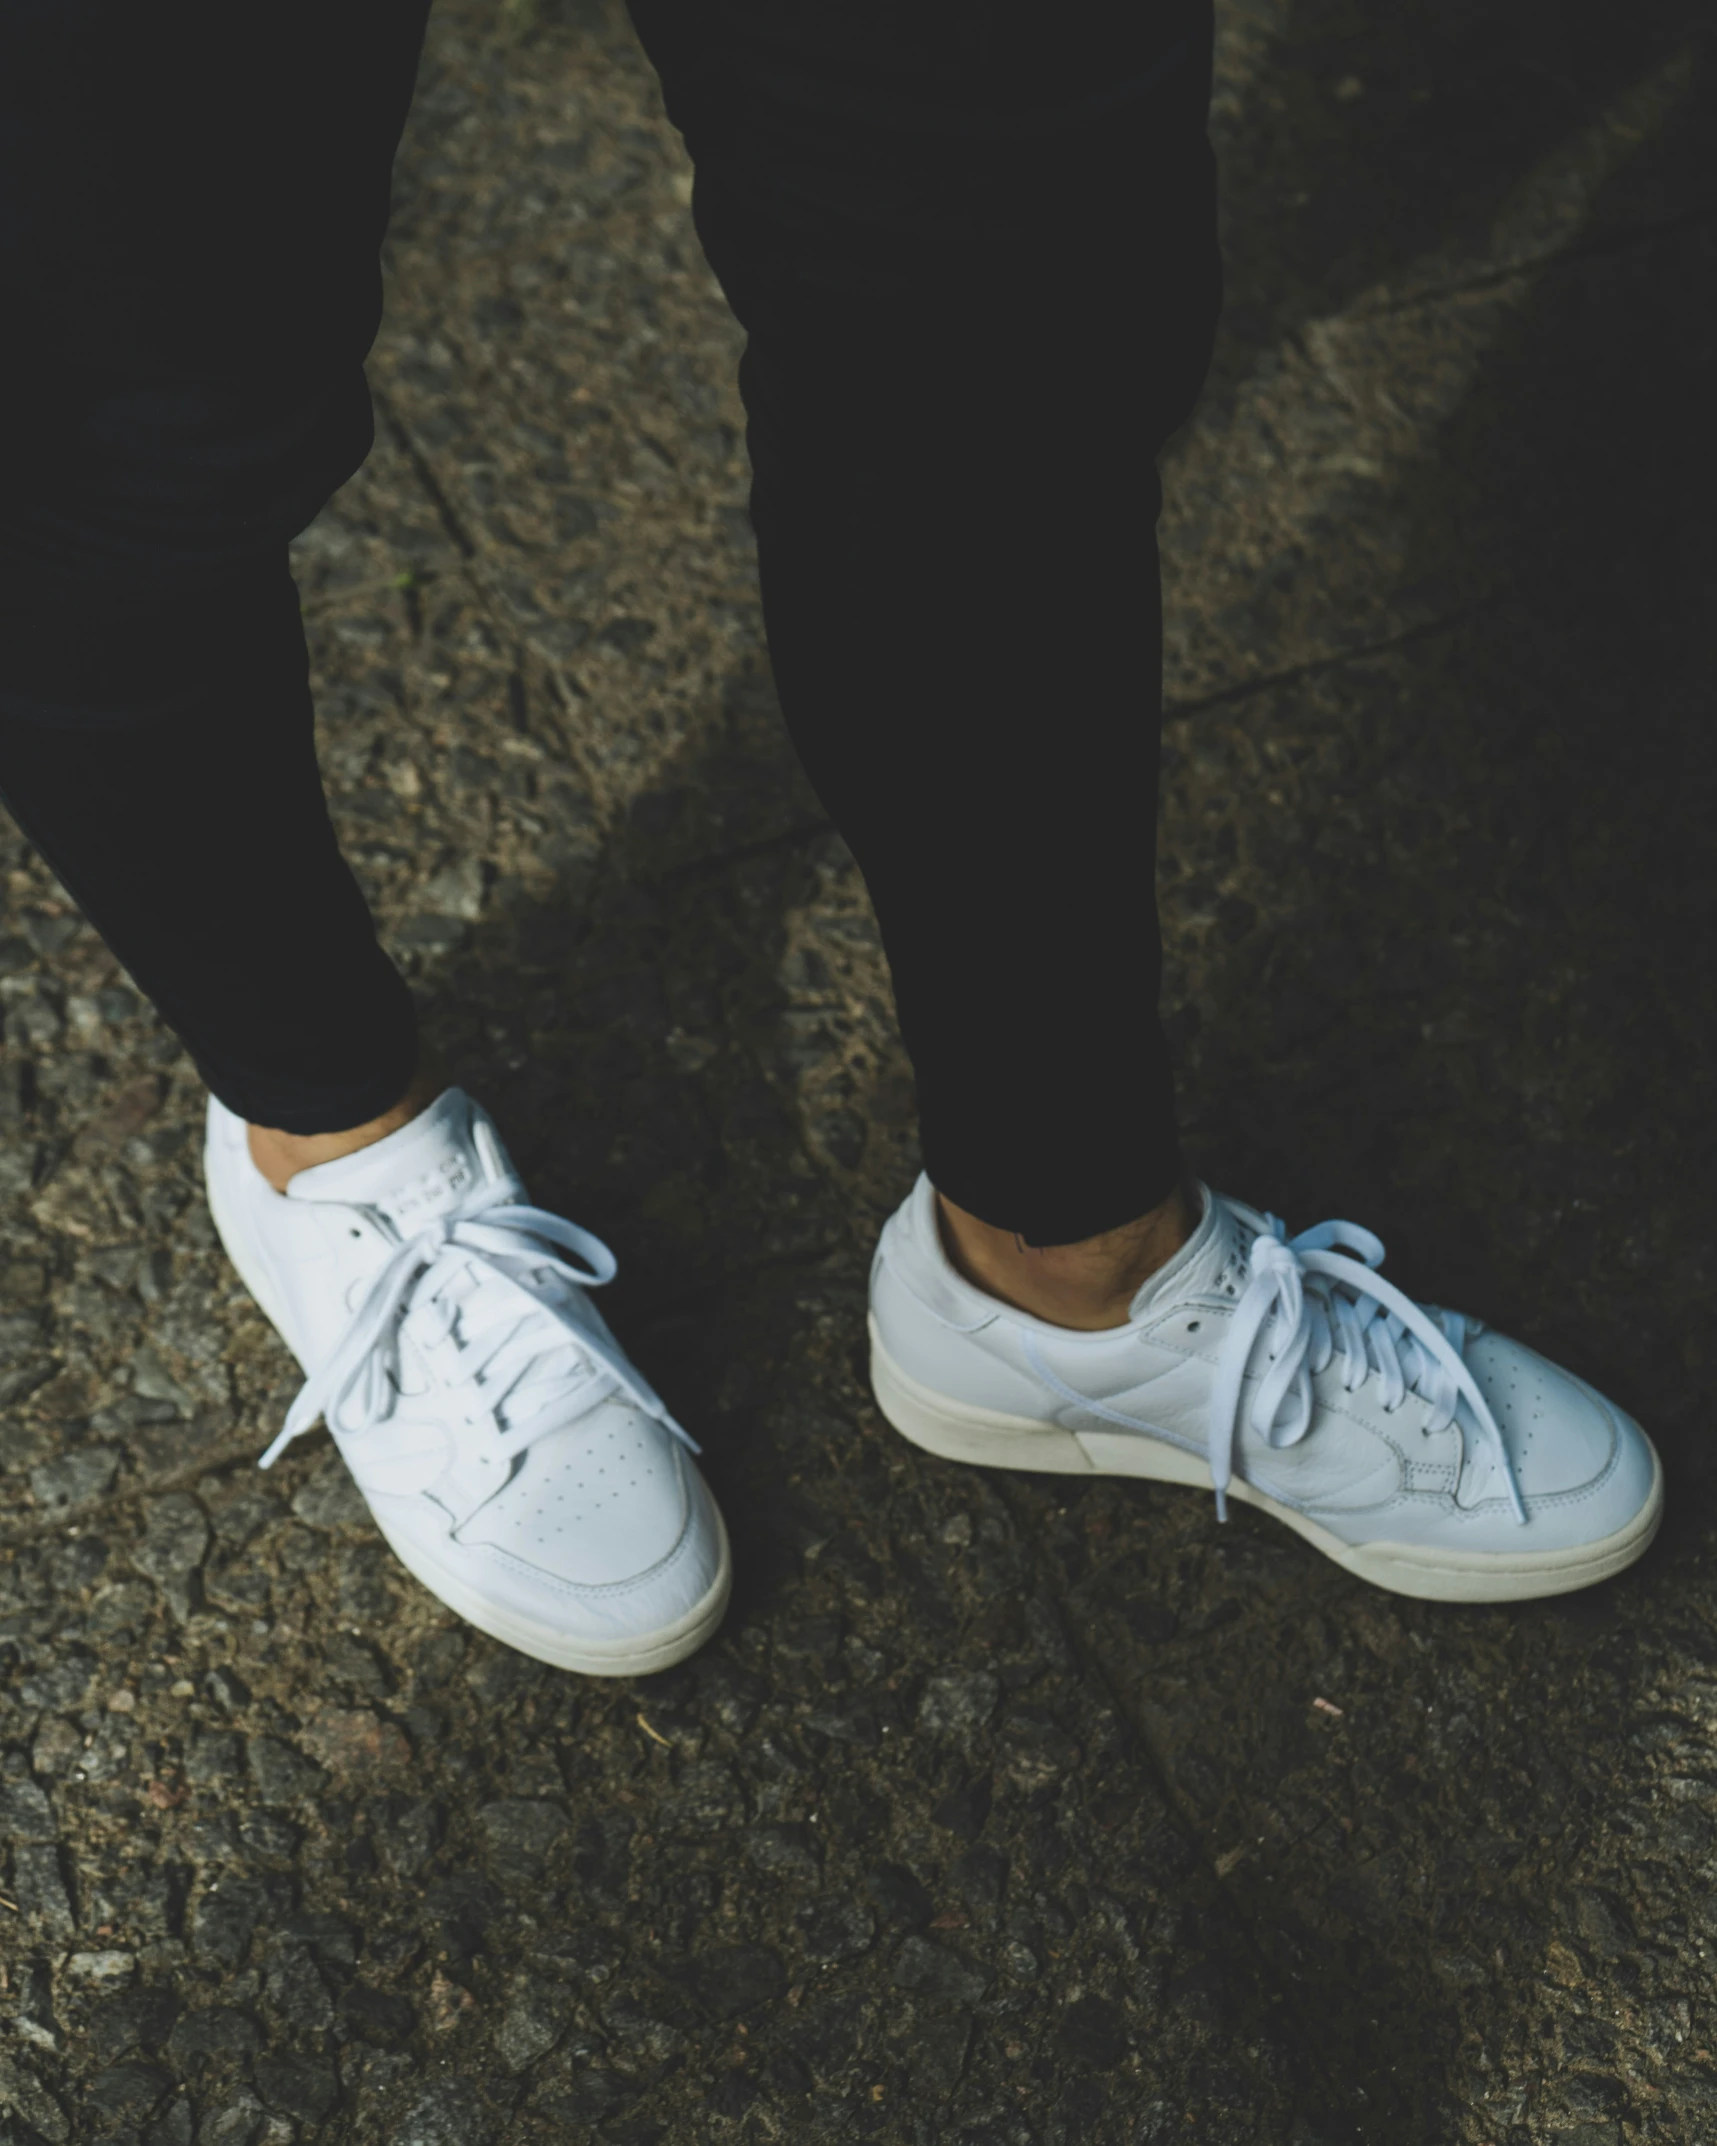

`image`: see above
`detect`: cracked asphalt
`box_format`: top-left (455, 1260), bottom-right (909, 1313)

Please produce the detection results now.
top-left (2, 1), bottom-right (1714, 2141)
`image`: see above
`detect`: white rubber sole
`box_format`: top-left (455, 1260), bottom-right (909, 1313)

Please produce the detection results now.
top-left (205, 1126), bottom-right (731, 1676)
top-left (869, 1317), bottom-right (1664, 1604)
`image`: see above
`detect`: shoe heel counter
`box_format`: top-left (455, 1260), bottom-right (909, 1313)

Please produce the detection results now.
top-left (871, 1246), bottom-right (1062, 1422)
top-left (871, 1211), bottom-right (990, 1338)
top-left (868, 1249), bottom-right (934, 1369)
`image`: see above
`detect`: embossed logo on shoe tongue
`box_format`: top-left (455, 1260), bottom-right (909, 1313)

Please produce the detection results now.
top-left (375, 1150), bottom-right (479, 1230)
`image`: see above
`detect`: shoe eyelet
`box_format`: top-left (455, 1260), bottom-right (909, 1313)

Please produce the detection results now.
top-left (1187, 1320), bottom-right (1201, 1334)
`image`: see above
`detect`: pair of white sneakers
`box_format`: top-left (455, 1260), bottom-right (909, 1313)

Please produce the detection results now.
top-left (204, 1087), bottom-right (1662, 1675)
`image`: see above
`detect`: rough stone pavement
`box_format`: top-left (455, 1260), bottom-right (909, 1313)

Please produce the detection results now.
top-left (2, 2), bottom-right (1713, 2141)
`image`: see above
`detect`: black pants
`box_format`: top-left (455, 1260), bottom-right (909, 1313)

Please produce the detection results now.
top-left (0, 0), bottom-right (1220, 1245)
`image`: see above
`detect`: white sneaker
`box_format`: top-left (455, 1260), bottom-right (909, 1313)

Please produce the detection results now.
top-left (869, 1176), bottom-right (1662, 1602)
top-left (204, 1088), bottom-right (730, 1674)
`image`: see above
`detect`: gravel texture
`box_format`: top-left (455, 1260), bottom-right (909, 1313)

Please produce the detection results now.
top-left (2, 1), bottom-right (1714, 2141)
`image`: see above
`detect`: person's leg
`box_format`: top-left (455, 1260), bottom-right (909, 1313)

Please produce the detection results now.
top-left (627, 1), bottom-right (1663, 1599)
top-left (0, 0), bottom-right (733, 1673)
top-left (0, 553), bottom-right (421, 1152)
top-left (0, 1), bottom-right (430, 1160)
top-left (627, 0), bottom-right (1221, 1320)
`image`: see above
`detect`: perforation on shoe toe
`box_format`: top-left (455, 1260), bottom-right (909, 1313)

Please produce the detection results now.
top-left (458, 1403), bottom-right (685, 1584)
top-left (1466, 1335), bottom-right (1613, 1498)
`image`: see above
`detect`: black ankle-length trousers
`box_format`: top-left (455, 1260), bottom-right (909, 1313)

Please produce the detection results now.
top-left (0, 0), bottom-right (1221, 1246)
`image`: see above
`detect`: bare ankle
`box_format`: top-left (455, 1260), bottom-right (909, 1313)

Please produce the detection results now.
top-left (936, 1181), bottom-right (1197, 1332)
top-left (246, 1059), bottom-right (443, 1194)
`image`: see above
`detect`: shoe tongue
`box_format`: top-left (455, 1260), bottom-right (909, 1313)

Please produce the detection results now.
top-left (1126, 1184), bottom-right (1251, 1318)
top-left (285, 1088), bottom-right (493, 1228)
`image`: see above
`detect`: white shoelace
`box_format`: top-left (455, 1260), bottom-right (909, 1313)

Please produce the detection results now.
top-left (258, 1185), bottom-right (697, 1473)
top-left (1203, 1206), bottom-right (1526, 1526)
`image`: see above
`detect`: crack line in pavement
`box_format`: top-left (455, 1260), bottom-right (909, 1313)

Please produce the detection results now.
top-left (370, 388), bottom-right (634, 821)
top-left (1164, 602), bottom-right (1506, 721)
top-left (371, 385), bottom-right (479, 563)
top-left (1348, 204), bottom-right (1717, 320)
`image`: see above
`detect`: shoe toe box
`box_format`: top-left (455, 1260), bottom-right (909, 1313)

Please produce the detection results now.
top-left (460, 1399), bottom-right (690, 1577)
top-left (1465, 1332), bottom-right (1658, 1536)
top-left (374, 1401), bottom-right (729, 1650)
